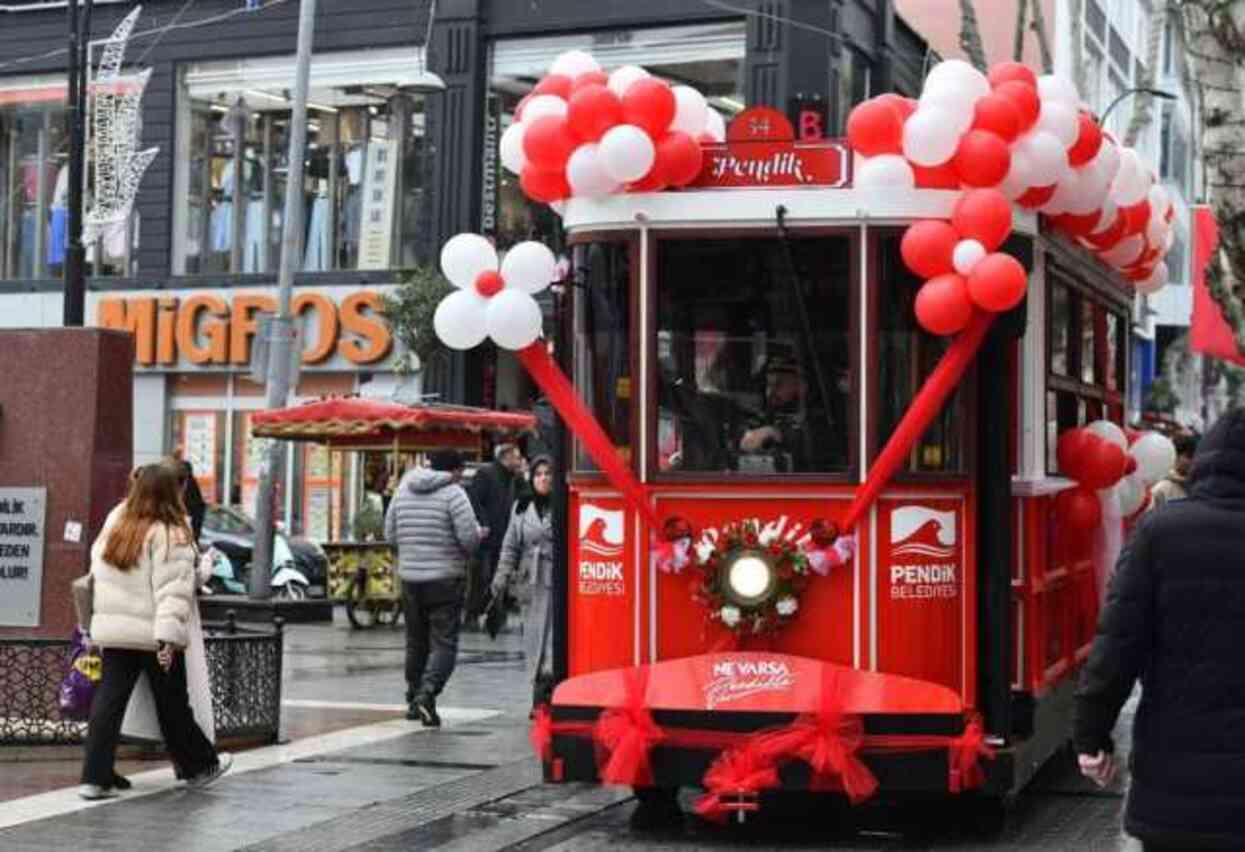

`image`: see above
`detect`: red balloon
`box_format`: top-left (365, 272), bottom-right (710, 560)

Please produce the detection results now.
top-left (1120, 200), bottom-right (1151, 237)
top-left (474, 270), bottom-right (505, 298)
top-left (522, 115), bottom-right (577, 171)
top-left (1124, 264), bottom-right (1155, 282)
top-left (655, 131), bottom-right (703, 186)
top-left (1085, 213), bottom-right (1126, 249)
top-left (915, 274), bottom-right (975, 336)
top-left (967, 252), bottom-right (1027, 312)
top-left (533, 74), bottom-right (573, 100)
top-left (912, 161), bottom-right (962, 189)
top-left (900, 220), bottom-right (959, 278)
top-left (1124, 455), bottom-right (1139, 474)
top-left (696, 131), bottom-right (718, 145)
top-left (972, 94), bottom-right (1022, 143)
top-left (1016, 184), bottom-right (1056, 209)
top-left (520, 166), bottom-right (570, 203)
top-left (621, 78), bottom-right (676, 138)
top-left (952, 188), bottom-right (1013, 251)
top-left (567, 84), bottom-right (623, 143)
top-left (1056, 486), bottom-right (1102, 531)
top-left (953, 130), bottom-right (1011, 188)
top-left (846, 98), bottom-right (904, 157)
top-left (1054, 209), bottom-right (1102, 237)
top-left (994, 81), bottom-right (1040, 131)
top-left (572, 70), bottom-right (610, 91)
top-left (1067, 112), bottom-right (1103, 167)
top-left (877, 93), bottom-right (918, 121)
top-left (1057, 429), bottom-right (1091, 479)
top-left (1081, 440), bottom-right (1128, 489)
top-left (988, 61), bottom-right (1039, 90)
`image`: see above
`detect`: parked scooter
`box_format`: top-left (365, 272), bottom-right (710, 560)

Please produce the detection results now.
top-left (201, 540), bottom-right (310, 599)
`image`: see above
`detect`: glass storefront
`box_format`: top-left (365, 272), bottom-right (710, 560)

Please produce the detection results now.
top-left (174, 48), bottom-right (429, 275)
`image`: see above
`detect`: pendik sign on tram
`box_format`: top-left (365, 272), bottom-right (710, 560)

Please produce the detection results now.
top-left (687, 106), bottom-right (851, 189)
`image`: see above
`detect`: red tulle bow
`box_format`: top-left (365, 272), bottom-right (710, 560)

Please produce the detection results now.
top-left (530, 704), bottom-right (554, 762)
top-left (694, 744), bottom-right (781, 823)
top-left (593, 669), bottom-right (663, 786)
top-left (948, 717), bottom-right (995, 792)
top-left (756, 711), bottom-right (877, 802)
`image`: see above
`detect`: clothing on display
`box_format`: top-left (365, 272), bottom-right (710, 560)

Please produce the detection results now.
top-left (244, 199), bottom-right (265, 272)
top-left (304, 194), bottom-right (331, 272)
top-left (47, 164), bottom-right (69, 266)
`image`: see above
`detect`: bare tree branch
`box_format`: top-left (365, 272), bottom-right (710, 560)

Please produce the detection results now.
top-left (959, 0), bottom-right (989, 71)
top-left (1013, 0), bottom-right (1029, 62)
top-left (1029, 0), bottom-right (1055, 73)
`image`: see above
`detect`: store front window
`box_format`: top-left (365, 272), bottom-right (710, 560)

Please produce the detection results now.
top-left (487, 22), bottom-right (746, 250)
top-left (174, 48), bottom-right (429, 275)
top-left (654, 234), bottom-right (854, 476)
top-left (1, 75), bottom-right (139, 280)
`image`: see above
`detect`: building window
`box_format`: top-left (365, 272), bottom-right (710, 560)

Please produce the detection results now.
top-left (654, 234), bottom-right (854, 475)
top-left (1087, 0), bottom-right (1108, 42)
top-left (1166, 228), bottom-right (1187, 285)
top-left (833, 45), bottom-right (872, 134)
top-left (1163, 13), bottom-right (1175, 74)
top-left (1108, 26), bottom-right (1131, 75)
top-left (487, 22), bottom-right (746, 251)
top-left (1083, 43), bottom-right (1105, 114)
top-left (877, 232), bottom-right (970, 475)
top-left (1046, 269), bottom-right (1128, 474)
top-left (572, 239), bottom-right (633, 473)
top-left (0, 75), bottom-right (138, 280)
top-left (174, 48), bottom-right (429, 276)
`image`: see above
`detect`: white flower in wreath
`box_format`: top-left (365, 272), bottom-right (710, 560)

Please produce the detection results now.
top-left (695, 535), bottom-right (717, 564)
top-left (719, 605), bottom-right (741, 628)
top-left (776, 596), bottom-right (798, 617)
top-left (757, 527), bottom-right (780, 547)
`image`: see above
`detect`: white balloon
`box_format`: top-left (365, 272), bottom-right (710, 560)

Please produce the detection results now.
top-left (925, 60), bottom-right (991, 102)
top-left (523, 94), bottom-right (568, 123)
top-left (440, 233), bottom-right (498, 289)
top-left (598, 124), bottom-right (656, 183)
top-left (1037, 74), bottom-right (1081, 106)
top-left (1017, 131), bottom-right (1068, 187)
top-left (501, 241), bottom-right (559, 294)
top-left (1093, 138), bottom-right (1121, 185)
top-left (704, 107), bottom-right (727, 142)
top-left (608, 65), bottom-right (649, 98)
top-left (1086, 419), bottom-right (1127, 450)
top-left (1114, 472), bottom-right (1147, 516)
top-left (918, 89), bottom-right (975, 135)
top-left (1037, 100), bottom-right (1079, 148)
top-left (902, 108), bottom-right (962, 167)
top-left (564, 143), bottom-right (619, 199)
top-left (1092, 198), bottom-right (1119, 234)
top-left (549, 200), bottom-right (567, 218)
top-left (670, 85), bottom-right (709, 136)
top-left (1148, 184), bottom-right (1170, 218)
top-left (499, 122), bottom-right (527, 175)
top-left (953, 239), bottom-right (987, 275)
top-left (1000, 149), bottom-right (1035, 199)
top-left (550, 49), bottom-right (600, 79)
top-left (1099, 234), bottom-right (1145, 268)
top-left (1131, 432), bottom-right (1177, 483)
top-left (1065, 167), bottom-right (1104, 216)
top-left (1164, 227), bottom-right (1175, 252)
top-left (434, 290), bottom-right (489, 350)
top-left (1136, 261), bottom-right (1169, 294)
top-left (1146, 215), bottom-right (1167, 249)
top-left (855, 154), bottom-right (916, 189)
top-left (485, 289), bottom-right (544, 350)
top-left (1110, 148), bottom-right (1148, 206)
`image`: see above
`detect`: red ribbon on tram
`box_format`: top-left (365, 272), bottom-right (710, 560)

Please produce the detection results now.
top-left (593, 667), bottom-right (664, 786)
top-left (517, 343), bottom-right (660, 532)
top-left (842, 311), bottom-right (995, 530)
top-left (694, 744), bottom-right (780, 823)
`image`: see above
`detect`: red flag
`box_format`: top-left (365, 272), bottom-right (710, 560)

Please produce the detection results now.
top-left (1189, 206), bottom-right (1245, 366)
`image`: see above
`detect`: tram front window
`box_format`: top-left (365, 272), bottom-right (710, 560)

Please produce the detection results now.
top-left (655, 235), bottom-right (853, 475)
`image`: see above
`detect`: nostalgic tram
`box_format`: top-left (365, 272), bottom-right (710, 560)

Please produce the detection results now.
top-left (431, 52), bottom-right (1177, 826)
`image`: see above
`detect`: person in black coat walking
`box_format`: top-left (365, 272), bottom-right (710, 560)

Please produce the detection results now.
top-left (1074, 408), bottom-right (1245, 851)
top-left (466, 443), bottom-right (524, 620)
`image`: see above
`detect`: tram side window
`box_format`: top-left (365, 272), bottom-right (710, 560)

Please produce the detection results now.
top-left (572, 241), bottom-right (632, 472)
top-left (654, 236), bottom-right (852, 475)
top-left (877, 235), bottom-right (969, 474)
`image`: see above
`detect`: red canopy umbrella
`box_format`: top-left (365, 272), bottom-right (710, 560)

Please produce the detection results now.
top-left (250, 396), bottom-right (536, 456)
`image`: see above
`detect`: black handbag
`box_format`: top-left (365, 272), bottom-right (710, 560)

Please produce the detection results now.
top-left (484, 591), bottom-right (508, 639)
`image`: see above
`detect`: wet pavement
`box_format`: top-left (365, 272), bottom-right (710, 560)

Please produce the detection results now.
top-left (0, 607), bottom-right (1143, 850)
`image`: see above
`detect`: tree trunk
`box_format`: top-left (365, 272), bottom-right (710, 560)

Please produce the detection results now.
top-left (1029, 0), bottom-right (1055, 73)
top-left (1124, 5), bottom-right (1166, 148)
top-left (1180, 1), bottom-right (1245, 354)
top-left (1013, 0), bottom-right (1029, 61)
top-left (959, 0), bottom-right (989, 71)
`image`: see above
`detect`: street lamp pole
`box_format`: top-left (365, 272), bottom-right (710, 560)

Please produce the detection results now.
top-left (1098, 86), bottom-right (1177, 125)
top-left (63, 0), bottom-right (93, 327)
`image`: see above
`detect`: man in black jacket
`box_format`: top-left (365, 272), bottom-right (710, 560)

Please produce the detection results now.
top-left (1074, 409), bottom-right (1245, 851)
top-left (466, 443), bottom-right (524, 621)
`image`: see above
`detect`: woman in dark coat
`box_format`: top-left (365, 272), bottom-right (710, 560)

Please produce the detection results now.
top-left (1074, 409), bottom-right (1245, 851)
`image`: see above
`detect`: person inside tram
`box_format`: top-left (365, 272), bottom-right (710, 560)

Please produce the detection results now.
top-left (738, 354), bottom-right (846, 473)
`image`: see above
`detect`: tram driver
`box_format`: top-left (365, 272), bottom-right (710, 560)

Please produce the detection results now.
top-left (738, 355), bottom-right (845, 473)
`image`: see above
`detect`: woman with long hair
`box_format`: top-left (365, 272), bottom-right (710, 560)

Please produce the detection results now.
top-left (491, 456), bottom-right (555, 709)
top-left (79, 463), bottom-right (229, 799)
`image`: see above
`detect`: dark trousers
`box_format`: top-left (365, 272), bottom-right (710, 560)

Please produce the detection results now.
top-left (403, 578), bottom-right (465, 702)
top-left (81, 648), bottom-right (217, 785)
top-left (465, 548), bottom-right (499, 620)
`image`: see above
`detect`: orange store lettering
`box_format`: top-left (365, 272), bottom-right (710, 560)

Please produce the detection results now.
top-left (95, 290), bottom-right (393, 367)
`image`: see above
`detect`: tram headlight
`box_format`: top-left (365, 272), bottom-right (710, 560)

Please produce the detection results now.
top-left (723, 550), bottom-right (776, 607)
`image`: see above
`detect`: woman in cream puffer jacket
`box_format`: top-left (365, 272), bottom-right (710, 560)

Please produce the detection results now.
top-left (79, 463), bottom-right (224, 799)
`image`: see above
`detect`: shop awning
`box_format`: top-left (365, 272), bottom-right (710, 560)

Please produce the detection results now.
top-left (250, 396), bottom-right (536, 453)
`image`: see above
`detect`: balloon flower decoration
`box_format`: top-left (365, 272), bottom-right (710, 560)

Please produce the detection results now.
top-left (500, 49), bottom-right (724, 203)
top-left (1056, 422), bottom-right (1178, 530)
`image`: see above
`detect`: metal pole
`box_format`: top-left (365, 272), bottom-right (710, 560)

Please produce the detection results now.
top-left (251, 0), bottom-right (316, 598)
top-left (63, 0), bottom-right (87, 326)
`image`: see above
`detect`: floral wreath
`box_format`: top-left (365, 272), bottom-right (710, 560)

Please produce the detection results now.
top-left (687, 518), bottom-right (853, 638)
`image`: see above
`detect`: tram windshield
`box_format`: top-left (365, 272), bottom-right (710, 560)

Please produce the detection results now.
top-left (655, 234), bottom-right (853, 475)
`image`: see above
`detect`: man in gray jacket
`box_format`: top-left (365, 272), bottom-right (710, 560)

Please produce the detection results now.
top-left (385, 449), bottom-right (482, 726)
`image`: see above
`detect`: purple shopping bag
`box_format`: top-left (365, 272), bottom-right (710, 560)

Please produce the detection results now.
top-left (58, 627), bottom-right (101, 721)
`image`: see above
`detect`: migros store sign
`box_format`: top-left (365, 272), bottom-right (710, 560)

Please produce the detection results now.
top-left (93, 286), bottom-right (394, 370)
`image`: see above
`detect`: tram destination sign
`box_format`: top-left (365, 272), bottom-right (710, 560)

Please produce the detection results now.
top-left (0, 488), bottom-right (47, 627)
top-left (689, 106), bottom-right (850, 190)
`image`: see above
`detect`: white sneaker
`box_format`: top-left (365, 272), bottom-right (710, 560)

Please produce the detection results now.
top-left (187, 753), bottom-right (233, 789)
top-left (78, 784), bottom-right (118, 801)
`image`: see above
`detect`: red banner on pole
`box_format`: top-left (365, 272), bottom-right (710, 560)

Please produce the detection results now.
top-left (1189, 205), bottom-right (1245, 366)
